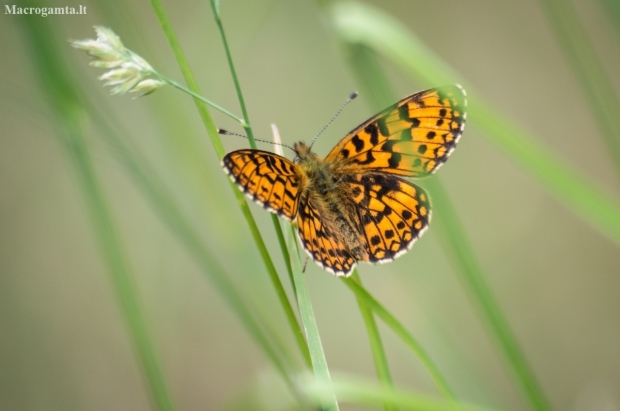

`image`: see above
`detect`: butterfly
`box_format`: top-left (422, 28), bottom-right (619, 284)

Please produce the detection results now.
top-left (222, 85), bottom-right (466, 276)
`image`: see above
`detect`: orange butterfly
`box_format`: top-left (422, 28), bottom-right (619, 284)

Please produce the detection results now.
top-left (222, 85), bottom-right (467, 276)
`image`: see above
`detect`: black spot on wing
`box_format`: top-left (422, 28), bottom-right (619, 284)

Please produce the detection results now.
top-left (351, 135), bottom-right (364, 153)
top-left (365, 123), bottom-right (380, 146)
top-left (388, 152), bottom-right (401, 169)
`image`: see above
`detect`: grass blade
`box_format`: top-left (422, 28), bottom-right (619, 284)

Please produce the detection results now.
top-left (18, 10), bottom-right (176, 411)
top-left (335, 36), bottom-right (458, 404)
top-left (538, 0), bottom-right (620, 179)
top-left (287, 226), bottom-right (339, 411)
top-left (65, 10), bottom-right (308, 405)
top-left (207, 0), bottom-right (311, 367)
top-left (600, 0), bottom-right (620, 36)
top-left (306, 375), bottom-right (497, 411)
top-left (426, 178), bottom-right (552, 410)
top-left (349, 271), bottom-right (397, 411)
top-left (89, 107), bottom-right (310, 406)
top-left (342, 278), bottom-right (456, 400)
top-left (327, 4), bottom-right (551, 409)
top-left (148, 0), bottom-right (310, 367)
top-left (329, 1), bottom-right (620, 248)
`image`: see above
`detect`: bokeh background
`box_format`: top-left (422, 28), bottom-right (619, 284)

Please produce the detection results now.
top-left (2, 0), bottom-right (620, 410)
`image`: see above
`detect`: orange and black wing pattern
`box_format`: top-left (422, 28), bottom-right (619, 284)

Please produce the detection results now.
top-left (325, 85), bottom-right (466, 177)
top-left (222, 149), bottom-right (303, 221)
top-left (221, 85), bottom-right (465, 277)
top-left (346, 173), bottom-right (431, 263)
top-left (296, 196), bottom-right (357, 276)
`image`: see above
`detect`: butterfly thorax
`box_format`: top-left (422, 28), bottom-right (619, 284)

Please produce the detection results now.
top-left (293, 141), bottom-right (369, 261)
top-left (294, 142), bottom-right (335, 195)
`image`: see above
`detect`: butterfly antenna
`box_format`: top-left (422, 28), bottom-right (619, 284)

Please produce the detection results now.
top-left (309, 91), bottom-right (358, 150)
top-left (218, 129), bottom-right (295, 153)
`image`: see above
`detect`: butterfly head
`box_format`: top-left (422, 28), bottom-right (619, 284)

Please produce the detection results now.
top-left (292, 141), bottom-right (318, 164)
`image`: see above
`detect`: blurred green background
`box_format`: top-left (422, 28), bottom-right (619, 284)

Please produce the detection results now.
top-left (2, 0), bottom-right (620, 410)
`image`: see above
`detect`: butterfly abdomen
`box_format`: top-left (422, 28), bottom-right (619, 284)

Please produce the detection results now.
top-left (295, 152), bottom-right (370, 264)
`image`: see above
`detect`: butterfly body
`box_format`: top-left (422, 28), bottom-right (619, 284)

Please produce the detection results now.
top-left (222, 85), bottom-right (466, 276)
top-left (293, 142), bottom-right (370, 263)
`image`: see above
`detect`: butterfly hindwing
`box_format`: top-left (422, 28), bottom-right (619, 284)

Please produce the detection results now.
top-left (325, 85), bottom-right (466, 177)
top-left (222, 149), bottom-right (302, 221)
top-left (346, 173), bottom-right (431, 263)
top-left (297, 196), bottom-right (357, 276)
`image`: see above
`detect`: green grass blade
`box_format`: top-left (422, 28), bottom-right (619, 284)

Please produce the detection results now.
top-left (468, 100), bottom-right (620, 246)
top-left (148, 0), bottom-right (310, 367)
top-left (67, 12), bottom-right (307, 401)
top-left (335, 36), bottom-right (458, 403)
top-left (328, 4), bottom-right (550, 409)
top-left (342, 279), bottom-right (456, 400)
top-left (208, 1), bottom-right (311, 367)
top-left (91, 110), bottom-right (315, 407)
top-left (329, 1), bottom-right (620, 248)
top-left (18, 10), bottom-right (176, 411)
top-left (89, 98), bottom-right (313, 397)
top-left (276, 217), bottom-right (297, 295)
top-left (209, 0), bottom-right (256, 145)
top-left (426, 178), bottom-right (552, 410)
top-left (349, 271), bottom-right (397, 411)
top-left (58, 129), bottom-right (177, 411)
top-left (538, 0), bottom-right (620, 179)
top-left (209, 0), bottom-right (294, 278)
top-left (287, 226), bottom-right (339, 411)
top-left (600, 0), bottom-right (620, 35)
top-left (305, 375), bottom-right (498, 411)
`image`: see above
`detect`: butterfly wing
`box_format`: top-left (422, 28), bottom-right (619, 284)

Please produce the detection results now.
top-left (297, 196), bottom-right (357, 276)
top-left (346, 173), bottom-right (431, 263)
top-left (222, 149), bottom-right (303, 221)
top-left (325, 85), bottom-right (466, 177)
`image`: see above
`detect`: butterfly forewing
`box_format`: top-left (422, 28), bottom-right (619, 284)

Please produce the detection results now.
top-left (222, 150), bottom-right (302, 221)
top-left (325, 85), bottom-right (466, 177)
